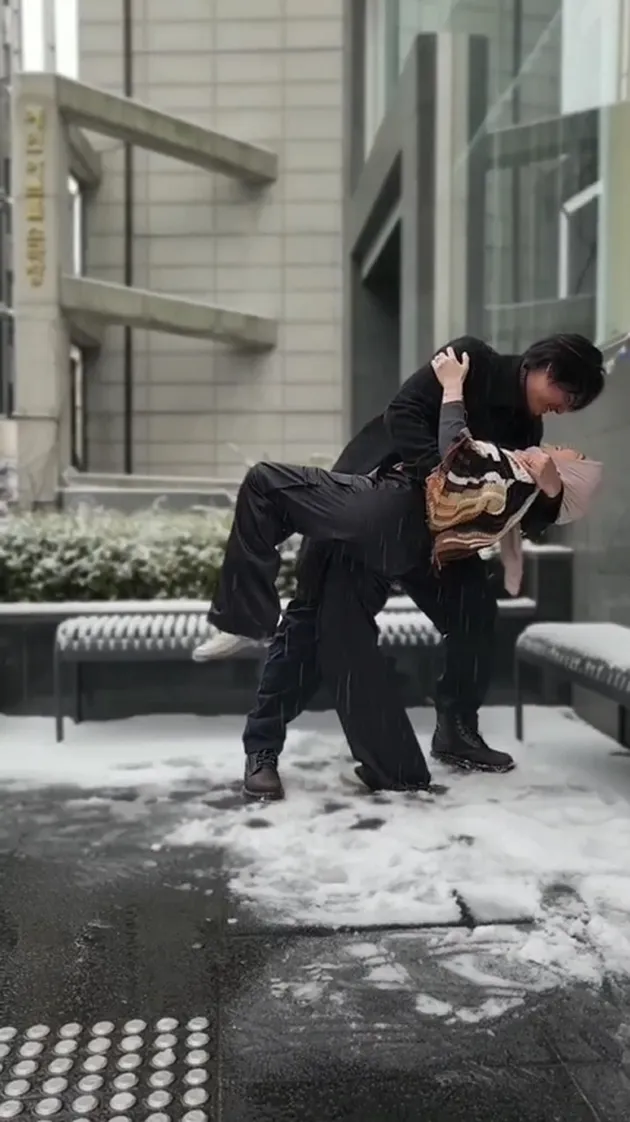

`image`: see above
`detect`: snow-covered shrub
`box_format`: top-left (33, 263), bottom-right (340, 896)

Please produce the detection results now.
top-left (0, 509), bottom-right (299, 602)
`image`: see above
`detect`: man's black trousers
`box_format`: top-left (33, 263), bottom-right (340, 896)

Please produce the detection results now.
top-left (242, 544), bottom-right (496, 788)
top-left (209, 460), bottom-right (497, 790)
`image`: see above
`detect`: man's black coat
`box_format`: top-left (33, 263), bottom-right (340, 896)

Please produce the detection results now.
top-left (333, 335), bottom-right (561, 537)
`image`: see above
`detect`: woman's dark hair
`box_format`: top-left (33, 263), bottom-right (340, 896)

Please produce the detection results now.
top-left (521, 333), bottom-right (605, 411)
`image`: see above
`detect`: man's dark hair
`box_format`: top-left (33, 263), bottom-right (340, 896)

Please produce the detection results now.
top-left (521, 333), bottom-right (605, 411)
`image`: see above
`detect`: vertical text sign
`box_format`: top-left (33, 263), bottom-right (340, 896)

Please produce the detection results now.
top-left (24, 106), bottom-right (46, 288)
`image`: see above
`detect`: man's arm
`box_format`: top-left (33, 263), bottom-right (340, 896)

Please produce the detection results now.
top-left (383, 336), bottom-right (492, 481)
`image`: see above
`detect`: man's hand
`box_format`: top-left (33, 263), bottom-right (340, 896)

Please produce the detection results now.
top-left (431, 347), bottom-right (470, 401)
top-left (513, 448), bottom-right (563, 498)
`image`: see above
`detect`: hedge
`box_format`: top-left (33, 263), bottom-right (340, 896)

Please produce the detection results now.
top-left (0, 510), bottom-right (299, 602)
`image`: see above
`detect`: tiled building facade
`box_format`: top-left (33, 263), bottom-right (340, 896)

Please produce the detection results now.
top-left (78, 0), bottom-right (345, 477)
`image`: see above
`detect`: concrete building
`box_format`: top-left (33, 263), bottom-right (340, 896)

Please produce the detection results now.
top-left (0, 0), bottom-right (16, 418)
top-left (2, 0), bottom-right (630, 612)
top-left (1, 0), bottom-right (344, 504)
top-left (346, 0), bottom-right (630, 427)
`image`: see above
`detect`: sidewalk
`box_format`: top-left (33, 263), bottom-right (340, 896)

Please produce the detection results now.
top-left (0, 707), bottom-right (629, 1119)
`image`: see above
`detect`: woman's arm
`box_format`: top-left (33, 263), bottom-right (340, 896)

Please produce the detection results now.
top-left (431, 348), bottom-right (470, 456)
top-left (438, 400), bottom-right (468, 456)
top-left (511, 447), bottom-right (563, 538)
top-left (383, 337), bottom-right (483, 480)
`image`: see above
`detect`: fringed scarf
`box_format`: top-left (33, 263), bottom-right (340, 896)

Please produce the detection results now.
top-left (425, 432), bottom-right (602, 595)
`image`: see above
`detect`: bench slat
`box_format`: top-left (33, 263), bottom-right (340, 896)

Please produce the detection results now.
top-left (517, 622), bottom-right (630, 669)
top-left (56, 605), bottom-right (443, 658)
top-left (515, 622), bottom-right (630, 742)
top-left (516, 622), bottom-right (630, 702)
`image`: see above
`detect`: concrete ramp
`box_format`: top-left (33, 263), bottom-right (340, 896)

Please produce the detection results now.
top-left (19, 71), bottom-right (277, 184)
top-left (60, 275), bottom-right (277, 351)
top-left (10, 70), bottom-right (279, 506)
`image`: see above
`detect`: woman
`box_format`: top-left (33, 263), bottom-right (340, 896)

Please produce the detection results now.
top-left (426, 351), bottom-right (602, 598)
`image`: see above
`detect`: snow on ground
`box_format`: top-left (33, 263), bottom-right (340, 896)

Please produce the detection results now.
top-left (2, 705), bottom-right (630, 1009)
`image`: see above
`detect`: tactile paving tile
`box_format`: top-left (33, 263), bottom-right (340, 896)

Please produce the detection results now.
top-left (0, 1018), bottom-right (212, 1119)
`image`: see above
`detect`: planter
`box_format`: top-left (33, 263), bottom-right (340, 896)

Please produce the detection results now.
top-left (0, 545), bottom-right (573, 720)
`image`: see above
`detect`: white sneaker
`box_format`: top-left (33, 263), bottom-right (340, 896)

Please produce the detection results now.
top-left (192, 632), bottom-right (252, 661)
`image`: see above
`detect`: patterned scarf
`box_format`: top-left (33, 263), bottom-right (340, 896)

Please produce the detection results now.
top-left (425, 432), bottom-right (538, 565)
top-left (425, 432), bottom-right (602, 594)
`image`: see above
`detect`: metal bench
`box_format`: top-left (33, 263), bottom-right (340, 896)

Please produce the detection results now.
top-left (53, 599), bottom-right (442, 741)
top-left (515, 621), bottom-right (630, 742)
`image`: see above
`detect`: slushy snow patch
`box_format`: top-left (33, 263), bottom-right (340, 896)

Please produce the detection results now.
top-left (2, 705), bottom-right (630, 1006)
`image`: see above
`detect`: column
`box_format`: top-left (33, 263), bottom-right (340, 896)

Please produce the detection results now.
top-left (11, 74), bottom-right (72, 506)
top-left (598, 101), bottom-right (630, 345)
top-left (400, 35), bottom-right (436, 375)
top-left (432, 32), bottom-right (478, 346)
top-left (400, 32), bottom-right (485, 373)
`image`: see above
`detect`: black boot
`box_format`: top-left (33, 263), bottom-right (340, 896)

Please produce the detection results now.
top-left (431, 713), bottom-right (515, 773)
top-left (243, 750), bottom-right (285, 800)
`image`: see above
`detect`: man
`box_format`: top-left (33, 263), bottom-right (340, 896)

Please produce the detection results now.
top-left (199, 334), bottom-right (605, 799)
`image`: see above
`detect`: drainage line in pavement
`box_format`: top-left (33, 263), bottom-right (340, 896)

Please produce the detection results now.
top-left (227, 916), bottom-right (535, 939)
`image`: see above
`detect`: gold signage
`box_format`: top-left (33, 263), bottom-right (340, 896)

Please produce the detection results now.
top-left (24, 106), bottom-right (46, 288)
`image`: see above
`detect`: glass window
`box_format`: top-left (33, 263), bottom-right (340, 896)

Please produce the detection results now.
top-left (0, 313), bottom-right (13, 417)
top-left (360, 0), bottom-right (623, 345)
top-left (363, 0), bottom-right (400, 154)
top-left (397, 0), bottom-right (443, 72)
top-left (436, 0), bottom-right (608, 350)
top-left (561, 0), bottom-right (623, 114)
top-left (444, 0), bottom-right (562, 128)
top-left (558, 182), bottom-right (600, 300)
top-left (70, 349), bottom-right (85, 470)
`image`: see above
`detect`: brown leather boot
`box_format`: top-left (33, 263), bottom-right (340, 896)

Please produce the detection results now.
top-left (243, 750), bottom-right (284, 800)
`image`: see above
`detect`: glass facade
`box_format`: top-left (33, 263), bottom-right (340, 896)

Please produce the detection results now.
top-left (386, 0), bottom-right (622, 119)
top-left (364, 0), bottom-right (628, 352)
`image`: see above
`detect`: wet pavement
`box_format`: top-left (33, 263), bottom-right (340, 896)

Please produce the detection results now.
top-left (0, 782), bottom-right (629, 1120)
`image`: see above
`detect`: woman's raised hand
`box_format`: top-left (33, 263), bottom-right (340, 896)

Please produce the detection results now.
top-left (431, 346), bottom-right (470, 390)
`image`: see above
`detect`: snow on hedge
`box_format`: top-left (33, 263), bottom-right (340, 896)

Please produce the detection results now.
top-left (0, 509), bottom-right (299, 602)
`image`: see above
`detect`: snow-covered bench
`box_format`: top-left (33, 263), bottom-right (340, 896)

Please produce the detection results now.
top-left (515, 622), bottom-right (630, 742)
top-left (52, 599), bottom-right (443, 742)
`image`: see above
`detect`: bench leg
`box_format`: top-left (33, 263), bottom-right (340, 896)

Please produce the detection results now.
top-left (74, 663), bottom-right (83, 725)
top-left (541, 667), bottom-right (557, 705)
top-left (53, 650), bottom-right (64, 743)
top-left (618, 705), bottom-right (628, 748)
top-left (515, 658), bottom-right (524, 741)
